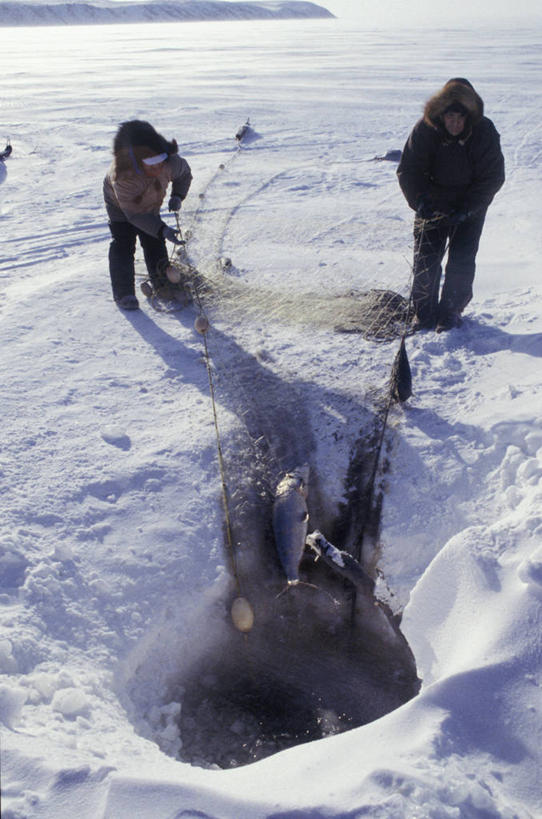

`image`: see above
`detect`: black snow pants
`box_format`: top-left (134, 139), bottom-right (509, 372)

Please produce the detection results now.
top-left (411, 211), bottom-right (486, 326)
top-left (108, 220), bottom-right (168, 301)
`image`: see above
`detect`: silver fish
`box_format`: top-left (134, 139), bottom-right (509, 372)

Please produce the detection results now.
top-left (272, 465), bottom-right (310, 585)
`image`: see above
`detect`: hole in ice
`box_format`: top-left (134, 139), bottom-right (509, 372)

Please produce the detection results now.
top-left (174, 591), bottom-right (419, 769)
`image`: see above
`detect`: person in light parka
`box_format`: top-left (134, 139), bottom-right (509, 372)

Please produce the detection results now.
top-left (397, 78), bottom-right (505, 332)
top-left (103, 119), bottom-right (192, 310)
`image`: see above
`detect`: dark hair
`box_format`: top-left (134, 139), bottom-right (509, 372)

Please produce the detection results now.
top-left (113, 120), bottom-right (177, 156)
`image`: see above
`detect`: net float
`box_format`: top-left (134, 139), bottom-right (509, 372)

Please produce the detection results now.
top-left (166, 265), bottom-right (181, 283)
top-left (231, 597), bottom-right (254, 632)
top-left (194, 315), bottom-right (209, 334)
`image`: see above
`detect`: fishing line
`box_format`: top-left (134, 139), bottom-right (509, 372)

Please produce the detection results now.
top-left (348, 366), bottom-right (397, 626)
top-left (200, 317), bottom-right (244, 596)
top-left (347, 216), bottom-right (451, 624)
top-left (352, 219), bottom-right (453, 511)
top-left (173, 128), bottom-right (256, 612)
top-left (182, 118), bottom-right (250, 243)
top-left (136, 119), bottom-right (250, 306)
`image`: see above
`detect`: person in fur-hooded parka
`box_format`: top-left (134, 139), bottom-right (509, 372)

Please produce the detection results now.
top-left (397, 78), bottom-right (505, 332)
top-left (103, 119), bottom-right (192, 309)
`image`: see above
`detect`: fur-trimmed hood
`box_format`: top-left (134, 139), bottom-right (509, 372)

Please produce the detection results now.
top-left (397, 79), bottom-right (504, 215)
top-left (424, 78), bottom-right (484, 131)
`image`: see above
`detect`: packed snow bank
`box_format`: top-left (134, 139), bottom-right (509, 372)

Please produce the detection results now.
top-left (0, 0), bottom-right (334, 26)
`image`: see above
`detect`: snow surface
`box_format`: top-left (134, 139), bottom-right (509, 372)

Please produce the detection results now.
top-left (1, 16), bottom-right (542, 819)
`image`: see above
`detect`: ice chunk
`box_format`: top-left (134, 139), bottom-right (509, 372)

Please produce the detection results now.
top-left (51, 687), bottom-right (91, 719)
top-left (0, 684), bottom-right (27, 728)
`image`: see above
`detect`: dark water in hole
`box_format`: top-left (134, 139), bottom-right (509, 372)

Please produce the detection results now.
top-left (181, 666), bottom-right (324, 768)
top-left (176, 564), bottom-right (420, 768)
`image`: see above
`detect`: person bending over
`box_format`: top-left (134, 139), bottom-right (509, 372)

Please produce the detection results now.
top-left (103, 119), bottom-right (192, 310)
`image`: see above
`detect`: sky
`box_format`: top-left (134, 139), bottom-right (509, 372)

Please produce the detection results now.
top-left (304, 0), bottom-right (542, 25)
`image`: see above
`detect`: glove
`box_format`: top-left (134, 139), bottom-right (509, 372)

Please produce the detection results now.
top-left (161, 224), bottom-right (183, 245)
top-left (416, 196), bottom-right (436, 221)
top-left (168, 195), bottom-right (182, 212)
top-left (448, 209), bottom-right (472, 226)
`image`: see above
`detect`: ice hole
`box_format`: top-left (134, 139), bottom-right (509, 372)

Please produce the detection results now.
top-left (121, 509), bottom-right (420, 770)
top-left (174, 592), bottom-right (420, 768)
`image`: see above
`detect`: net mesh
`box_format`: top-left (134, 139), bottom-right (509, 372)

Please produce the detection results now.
top-left (165, 255), bottom-right (412, 342)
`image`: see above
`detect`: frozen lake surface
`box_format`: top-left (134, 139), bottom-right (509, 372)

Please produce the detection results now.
top-left (1, 17), bottom-right (542, 819)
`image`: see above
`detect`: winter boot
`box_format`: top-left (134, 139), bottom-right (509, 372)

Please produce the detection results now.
top-left (436, 312), bottom-right (462, 333)
top-left (116, 294), bottom-right (140, 311)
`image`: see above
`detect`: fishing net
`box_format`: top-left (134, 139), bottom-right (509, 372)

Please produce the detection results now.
top-left (129, 126), bottom-right (421, 770)
top-left (166, 253), bottom-right (412, 342)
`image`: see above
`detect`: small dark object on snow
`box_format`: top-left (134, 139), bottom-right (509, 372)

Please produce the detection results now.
top-left (391, 338), bottom-right (412, 403)
top-left (140, 278), bottom-right (187, 301)
top-left (334, 288), bottom-right (410, 341)
top-left (139, 273), bottom-right (193, 311)
top-left (140, 280), bottom-right (153, 298)
top-left (236, 118), bottom-right (251, 143)
top-left (0, 141), bottom-right (12, 161)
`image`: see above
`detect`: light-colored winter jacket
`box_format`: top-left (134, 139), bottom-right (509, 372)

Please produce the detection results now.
top-left (103, 151), bottom-right (192, 238)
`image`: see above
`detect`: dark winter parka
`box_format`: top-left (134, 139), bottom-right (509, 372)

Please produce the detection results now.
top-left (103, 120), bottom-right (192, 238)
top-left (397, 78), bottom-right (505, 217)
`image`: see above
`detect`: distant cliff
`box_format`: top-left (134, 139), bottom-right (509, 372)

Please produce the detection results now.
top-left (0, 0), bottom-right (335, 26)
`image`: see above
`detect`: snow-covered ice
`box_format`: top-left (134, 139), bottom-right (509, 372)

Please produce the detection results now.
top-left (1, 13), bottom-right (542, 819)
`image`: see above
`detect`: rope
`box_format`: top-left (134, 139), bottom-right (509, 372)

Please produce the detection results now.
top-left (173, 178), bottom-right (248, 599)
top-left (183, 124), bottom-right (247, 242)
top-left (200, 324), bottom-right (244, 596)
top-left (348, 368), bottom-right (395, 625)
top-left (348, 213), bottom-right (459, 624)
